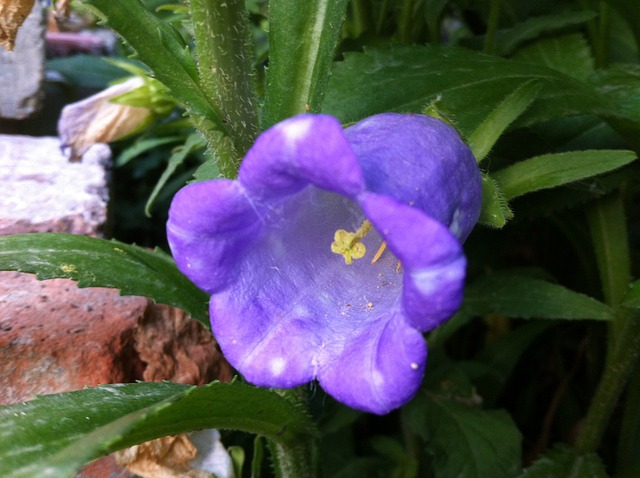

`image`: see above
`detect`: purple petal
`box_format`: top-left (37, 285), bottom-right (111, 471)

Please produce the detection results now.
top-left (359, 192), bottom-right (466, 330)
top-left (167, 180), bottom-right (259, 293)
top-left (317, 313), bottom-right (427, 414)
top-left (239, 114), bottom-right (365, 200)
top-left (345, 113), bottom-right (481, 241)
top-left (210, 289), bottom-right (320, 387)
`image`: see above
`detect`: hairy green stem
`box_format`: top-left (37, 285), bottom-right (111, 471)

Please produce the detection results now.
top-left (575, 192), bottom-right (639, 454)
top-left (617, 361), bottom-right (640, 472)
top-left (269, 387), bottom-right (318, 478)
top-left (189, 0), bottom-right (260, 176)
top-left (397, 0), bottom-right (414, 44)
top-left (375, 0), bottom-right (391, 35)
top-left (586, 191), bottom-right (631, 344)
top-left (484, 0), bottom-right (502, 54)
top-left (575, 310), bottom-right (640, 454)
top-left (189, 115), bottom-right (239, 179)
top-left (594, 1), bottom-right (611, 68)
top-left (347, 0), bottom-right (372, 39)
top-left (84, 0), bottom-right (240, 173)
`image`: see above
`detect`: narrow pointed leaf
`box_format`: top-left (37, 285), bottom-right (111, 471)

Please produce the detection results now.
top-left (469, 80), bottom-right (541, 162)
top-left (145, 133), bottom-right (205, 215)
top-left (0, 381), bottom-right (316, 478)
top-left (492, 150), bottom-right (636, 200)
top-left (463, 272), bottom-right (614, 320)
top-left (116, 135), bottom-right (184, 167)
top-left (492, 10), bottom-right (597, 57)
top-left (263, 0), bottom-right (349, 127)
top-left (0, 233), bottom-right (209, 325)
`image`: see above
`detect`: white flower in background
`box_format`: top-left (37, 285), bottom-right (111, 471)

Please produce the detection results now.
top-left (58, 75), bottom-right (173, 161)
top-left (189, 429), bottom-right (235, 478)
top-left (115, 430), bottom-right (235, 478)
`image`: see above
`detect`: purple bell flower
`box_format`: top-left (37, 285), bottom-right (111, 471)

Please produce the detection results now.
top-left (167, 113), bottom-right (482, 414)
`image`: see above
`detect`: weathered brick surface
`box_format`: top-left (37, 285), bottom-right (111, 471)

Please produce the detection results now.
top-left (0, 272), bottom-right (231, 406)
top-left (0, 272), bottom-right (148, 405)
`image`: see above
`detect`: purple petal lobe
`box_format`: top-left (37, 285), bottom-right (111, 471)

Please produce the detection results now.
top-left (239, 114), bottom-right (365, 200)
top-left (210, 290), bottom-right (319, 387)
top-left (359, 192), bottom-right (466, 330)
top-left (318, 313), bottom-right (427, 415)
top-left (345, 113), bottom-right (481, 241)
top-left (167, 180), bottom-right (260, 293)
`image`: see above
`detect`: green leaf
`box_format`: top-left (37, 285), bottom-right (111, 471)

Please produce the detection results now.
top-left (369, 436), bottom-right (418, 477)
top-left (516, 444), bottom-right (608, 478)
top-left (262, 0), bottom-right (350, 127)
top-left (145, 133), bottom-right (206, 215)
top-left (622, 280), bottom-right (640, 308)
top-left (590, 64), bottom-right (640, 124)
top-left (478, 174), bottom-right (513, 228)
top-left (463, 272), bottom-right (614, 320)
top-left (115, 135), bottom-right (184, 167)
top-left (323, 45), bottom-right (621, 138)
top-left (513, 33), bottom-right (595, 81)
top-left (423, 0), bottom-right (451, 42)
top-left (493, 10), bottom-right (597, 57)
top-left (406, 393), bottom-right (522, 478)
top-left (492, 150), bottom-right (636, 200)
top-left (0, 381), bottom-right (316, 478)
top-left (502, 164), bottom-right (640, 219)
top-left (606, 0), bottom-right (640, 53)
top-left (47, 55), bottom-right (134, 89)
top-left (0, 233), bottom-right (209, 325)
top-left (192, 153), bottom-right (222, 182)
top-left (469, 79), bottom-right (542, 162)
top-left (475, 321), bottom-right (553, 401)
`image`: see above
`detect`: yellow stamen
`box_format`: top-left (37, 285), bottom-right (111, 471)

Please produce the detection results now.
top-left (371, 241), bottom-right (387, 264)
top-left (331, 220), bottom-right (372, 265)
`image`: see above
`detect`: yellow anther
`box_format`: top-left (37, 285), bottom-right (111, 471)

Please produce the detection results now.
top-left (371, 241), bottom-right (387, 264)
top-left (331, 220), bottom-right (372, 265)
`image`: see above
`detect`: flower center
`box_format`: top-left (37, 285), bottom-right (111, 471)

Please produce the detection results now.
top-left (330, 219), bottom-right (395, 268)
top-left (331, 219), bottom-right (372, 265)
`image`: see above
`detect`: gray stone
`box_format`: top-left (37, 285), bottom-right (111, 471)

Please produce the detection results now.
top-left (0, 135), bottom-right (111, 236)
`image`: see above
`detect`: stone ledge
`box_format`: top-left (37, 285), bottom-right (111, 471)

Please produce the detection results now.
top-left (0, 134), bottom-right (111, 236)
